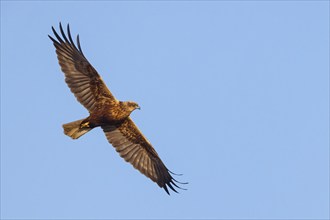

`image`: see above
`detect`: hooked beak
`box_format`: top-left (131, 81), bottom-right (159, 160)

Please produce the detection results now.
top-left (137, 106), bottom-right (141, 110)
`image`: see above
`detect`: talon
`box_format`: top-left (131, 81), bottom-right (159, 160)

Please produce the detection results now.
top-left (80, 121), bottom-right (90, 128)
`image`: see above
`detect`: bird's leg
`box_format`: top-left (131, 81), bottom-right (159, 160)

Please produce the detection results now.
top-left (80, 120), bottom-right (90, 128)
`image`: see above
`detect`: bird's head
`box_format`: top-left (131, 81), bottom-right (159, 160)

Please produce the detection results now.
top-left (121, 101), bottom-right (141, 113)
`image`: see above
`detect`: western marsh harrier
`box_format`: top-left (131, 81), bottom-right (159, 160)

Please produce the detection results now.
top-left (49, 23), bottom-right (186, 194)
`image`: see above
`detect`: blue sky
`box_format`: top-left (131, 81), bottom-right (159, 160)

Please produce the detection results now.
top-left (1, 1), bottom-right (329, 219)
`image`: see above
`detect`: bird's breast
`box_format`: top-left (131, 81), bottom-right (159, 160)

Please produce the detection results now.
top-left (89, 104), bottom-right (130, 126)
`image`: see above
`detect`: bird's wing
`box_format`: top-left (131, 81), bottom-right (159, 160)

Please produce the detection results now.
top-left (49, 23), bottom-right (116, 112)
top-left (102, 118), bottom-right (185, 194)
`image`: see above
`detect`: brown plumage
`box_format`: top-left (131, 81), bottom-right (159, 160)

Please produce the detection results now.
top-left (49, 23), bottom-right (186, 194)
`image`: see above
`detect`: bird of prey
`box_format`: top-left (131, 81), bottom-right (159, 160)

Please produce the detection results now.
top-left (49, 23), bottom-right (185, 194)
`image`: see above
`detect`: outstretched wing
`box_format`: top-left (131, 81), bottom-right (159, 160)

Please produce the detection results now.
top-left (102, 118), bottom-right (185, 194)
top-left (49, 23), bottom-right (116, 112)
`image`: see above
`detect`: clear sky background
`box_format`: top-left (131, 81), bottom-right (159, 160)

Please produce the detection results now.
top-left (1, 1), bottom-right (329, 219)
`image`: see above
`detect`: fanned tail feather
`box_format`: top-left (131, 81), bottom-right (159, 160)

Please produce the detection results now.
top-left (63, 119), bottom-right (92, 139)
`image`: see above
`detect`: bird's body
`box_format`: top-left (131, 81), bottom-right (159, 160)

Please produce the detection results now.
top-left (49, 23), bottom-right (185, 194)
top-left (82, 100), bottom-right (139, 128)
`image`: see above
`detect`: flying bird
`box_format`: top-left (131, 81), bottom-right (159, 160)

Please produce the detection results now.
top-left (49, 23), bottom-right (186, 194)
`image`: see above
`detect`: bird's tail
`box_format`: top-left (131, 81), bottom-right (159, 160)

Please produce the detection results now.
top-left (62, 118), bottom-right (92, 139)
